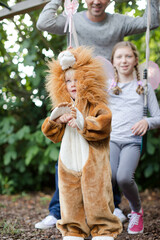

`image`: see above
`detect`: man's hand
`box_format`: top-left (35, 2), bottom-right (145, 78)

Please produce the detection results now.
top-left (131, 119), bottom-right (149, 136)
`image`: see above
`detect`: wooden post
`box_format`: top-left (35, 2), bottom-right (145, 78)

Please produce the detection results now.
top-left (0, 0), bottom-right (50, 21)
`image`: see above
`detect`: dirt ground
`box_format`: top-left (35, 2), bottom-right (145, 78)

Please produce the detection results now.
top-left (0, 189), bottom-right (160, 240)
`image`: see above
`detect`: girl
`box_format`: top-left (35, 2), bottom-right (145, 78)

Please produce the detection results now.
top-left (42, 46), bottom-right (122, 240)
top-left (108, 41), bottom-right (160, 234)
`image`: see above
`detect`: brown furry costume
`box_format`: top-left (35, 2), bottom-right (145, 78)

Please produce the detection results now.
top-left (42, 47), bottom-right (122, 239)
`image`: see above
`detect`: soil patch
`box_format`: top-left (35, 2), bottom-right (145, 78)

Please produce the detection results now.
top-left (0, 189), bottom-right (160, 240)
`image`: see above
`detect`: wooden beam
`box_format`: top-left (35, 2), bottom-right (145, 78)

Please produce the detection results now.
top-left (0, 0), bottom-right (50, 21)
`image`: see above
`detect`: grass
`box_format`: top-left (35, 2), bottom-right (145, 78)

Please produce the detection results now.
top-left (40, 196), bottom-right (51, 205)
top-left (11, 192), bottom-right (30, 202)
top-left (0, 203), bottom-right (6, 208)
top-left (0, 220), bottom-right (22, 236)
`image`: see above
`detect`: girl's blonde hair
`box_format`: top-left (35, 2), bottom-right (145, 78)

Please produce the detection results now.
top-left (111, 41), bottom-right (144, 95)
top-left (65, 68), bottom-right (75, 80)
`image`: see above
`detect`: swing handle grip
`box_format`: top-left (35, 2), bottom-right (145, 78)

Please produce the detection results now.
top-left (143, 68), bottom-right (147, 80)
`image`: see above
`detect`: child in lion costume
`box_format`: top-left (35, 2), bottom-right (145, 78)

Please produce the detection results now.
top-left (41, 46), bottom-right (122, 240)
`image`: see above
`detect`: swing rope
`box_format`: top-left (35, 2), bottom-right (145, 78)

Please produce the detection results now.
top-left (143, 0), bottom-right (151, 117)
top-left (141, 0), bottom-right (151, 156)
top-left (63, 0), bottom-right (79, 48)
top-left (0, 1), bottom-right (11, 10)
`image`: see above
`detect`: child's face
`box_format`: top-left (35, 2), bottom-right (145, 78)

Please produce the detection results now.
top-left (113, 46), bottom-right (138, 77)
top-left (65, 69), bottom-right (77, 100)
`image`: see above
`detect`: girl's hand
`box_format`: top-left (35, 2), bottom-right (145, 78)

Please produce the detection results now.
top-left (58, 102), bottom-right (70, 108)
top-left (68, 118), bottom-right (78, 128)
top-left (70, 106), bottom-right (77, 119)
top-left (55, 113), bottom-right (72, 124)
top-left (67, 46), bottom-right (73, 50)
top-left (56, 102), bottom-right (77, 127)
top-left (131, 119), bottom-right (149, 136)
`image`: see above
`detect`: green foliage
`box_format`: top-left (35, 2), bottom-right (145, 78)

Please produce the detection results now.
top-left (0, 0), bottom-right (160, 194)
top-left (135, 129), bottom-right (160, 190)
top-left (0, 1), bottom-right (66, 194)
top-left (0, 110), bottom-right (61, 193)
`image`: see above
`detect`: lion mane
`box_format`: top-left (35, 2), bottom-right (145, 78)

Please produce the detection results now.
top-left (45, 46), bottom-right (109, 108)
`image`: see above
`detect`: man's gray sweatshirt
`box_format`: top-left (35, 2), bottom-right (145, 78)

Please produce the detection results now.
top-left (36, 0), bottom-right (159, 60)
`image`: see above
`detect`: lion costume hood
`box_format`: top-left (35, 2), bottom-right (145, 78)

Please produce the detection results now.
top-left (46, 46), bottom-right (109, 108)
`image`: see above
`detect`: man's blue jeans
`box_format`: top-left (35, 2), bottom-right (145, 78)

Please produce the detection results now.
top-left (49, 162), bottom-right (61, 219)
top-left (113, 182), bottom-right (121, 208)
top-left (49, 161), bottom-right (121, 219)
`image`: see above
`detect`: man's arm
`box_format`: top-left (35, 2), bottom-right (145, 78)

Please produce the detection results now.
top-left (36, 0), bottom-right (66, 35)
top-left (122, 0), bottom-right (159, 36)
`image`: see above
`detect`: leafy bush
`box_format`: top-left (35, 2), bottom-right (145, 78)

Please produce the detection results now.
top-left (136, 128), bottom-right (160, 190)
top-left (0, 113), bottom-right (60, 194)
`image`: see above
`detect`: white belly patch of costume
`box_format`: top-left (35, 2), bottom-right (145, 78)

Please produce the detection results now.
top-left (60, 125), bottom-right (89, 172)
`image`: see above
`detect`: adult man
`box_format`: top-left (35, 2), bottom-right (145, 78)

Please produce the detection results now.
top-left (35, 0), bottom-right (159, 230)
top-left (36, 0), bottom-right (159, 60)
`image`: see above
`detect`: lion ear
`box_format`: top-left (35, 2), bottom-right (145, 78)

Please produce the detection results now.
top-left (58, 50), bottom-right (76, 70)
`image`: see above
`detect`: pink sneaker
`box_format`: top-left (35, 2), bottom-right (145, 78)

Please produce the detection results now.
top-left (127, 209), bottom-right (144, 234)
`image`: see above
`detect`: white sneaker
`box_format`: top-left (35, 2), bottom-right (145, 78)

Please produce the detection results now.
top-left (92, 237), bottom-right (114, 240)
top-left (63, 237), bottom-right (84, 240)
top-left (113, 208), bottom-right (127, 223)
top-left (35, 215), bottom-right (57, 229)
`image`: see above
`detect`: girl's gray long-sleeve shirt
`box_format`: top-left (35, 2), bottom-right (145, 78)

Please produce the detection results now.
top-left (108, 79), bottom-right (160, 144)
top-left (36, 0), bottom-right (159, 60)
